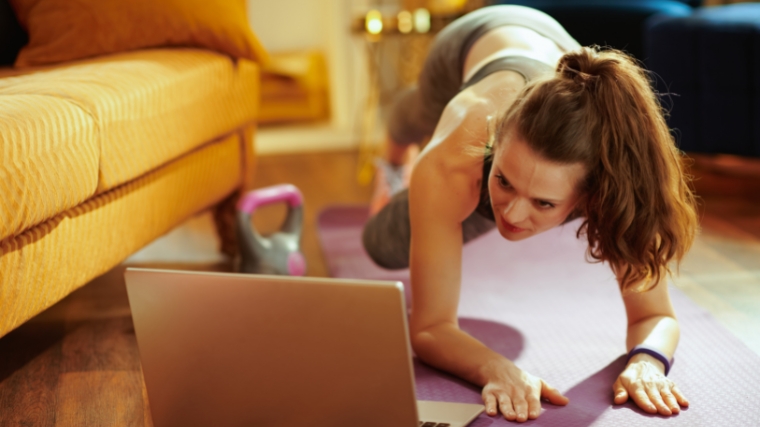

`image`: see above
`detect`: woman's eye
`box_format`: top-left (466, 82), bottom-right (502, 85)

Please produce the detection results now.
top-left (537, 200), bottom-right (555, 209)
top-left (495, 174), bottom-right (510, 188)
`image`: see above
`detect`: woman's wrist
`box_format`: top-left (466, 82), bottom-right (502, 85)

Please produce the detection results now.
top-left (627, 352), bottom-right (666, 374)
top-left (476, 355), bottom-right (517, 385)
top-left (411, 322), bottom-right (509, 386)
top-left (626, 345), bottom-right (673, 375)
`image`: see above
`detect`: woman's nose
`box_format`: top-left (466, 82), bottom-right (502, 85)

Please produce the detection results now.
top-left (502, 198), bottom-right (529, 223)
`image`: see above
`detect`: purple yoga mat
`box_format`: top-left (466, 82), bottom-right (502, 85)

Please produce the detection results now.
top-left (317, 205), bottom-right (760, 427)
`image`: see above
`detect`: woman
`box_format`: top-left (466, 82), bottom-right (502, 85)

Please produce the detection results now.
top-left (362, 5), bottom-right (698, 423)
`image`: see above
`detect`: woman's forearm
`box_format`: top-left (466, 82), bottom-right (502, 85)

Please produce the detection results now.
top-left (625, 315), bottom-right (680, 372)
top-left (620, 274), bottom-right (681, 369)
top-left (626, 315), bottom-right (680, 355)
top-left (411, 322), bottom-right (513, 386)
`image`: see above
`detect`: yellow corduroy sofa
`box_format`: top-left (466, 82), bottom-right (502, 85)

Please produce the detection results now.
top-left (0, 48), bottom-right (261, 338)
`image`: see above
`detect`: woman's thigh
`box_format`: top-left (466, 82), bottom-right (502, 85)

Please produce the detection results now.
top-left (387, 8), bottom-right (492, 145)
top-left (362, 189), bottom-right (495, 269)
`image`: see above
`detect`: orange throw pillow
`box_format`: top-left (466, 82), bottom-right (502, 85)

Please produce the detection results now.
top-left (9, 0), bottom-right (269, 67)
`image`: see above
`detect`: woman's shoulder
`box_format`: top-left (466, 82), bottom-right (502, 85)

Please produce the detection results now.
top-left (415, 103), bottom-right (491, 178)
top-left (409, 90), bottom-right (496, 221)
top-left (411, 142), bottom-right (484, 223)
top-left (427, 72), bottom-right (523, 154)
top-left (419, 90), bottom-right (494, 170)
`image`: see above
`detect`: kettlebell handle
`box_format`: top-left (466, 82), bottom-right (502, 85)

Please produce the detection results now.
top-left (237, 184), bottom-right (304, 214)
top-left (236, 184), bottom-right (306, 275)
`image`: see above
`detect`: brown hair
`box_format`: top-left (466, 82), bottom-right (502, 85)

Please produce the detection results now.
top-left (492, 46), bottom-right (698, 292)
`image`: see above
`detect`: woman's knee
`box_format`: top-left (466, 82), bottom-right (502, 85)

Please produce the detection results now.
top-left (361, 191), bottom-right (413, 270)
top-left (362, 217), bottom-right (410, 270)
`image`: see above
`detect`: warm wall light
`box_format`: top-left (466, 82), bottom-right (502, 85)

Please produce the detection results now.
top-left (397, 10), bottom-right (413, 34)
top-left (427, 0), bottom-right (467, 15)
top-left (413, 8), bottom-right (431, 33)
top-left (365, 9), bottom-right (383, 35)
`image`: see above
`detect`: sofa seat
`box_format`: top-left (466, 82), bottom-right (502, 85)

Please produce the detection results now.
top-left (0, 94), bottom-right (99, 242)
top-left (645, 3), bottom-right (760, 157)
top-left (1, 132), bottom-right (246, 334)
top-left (0, 48), bottom-right (260, 338)
top-left (0, 48), bottom-right (259, 241)
top-left (492, 0), bottom-right (693, 60)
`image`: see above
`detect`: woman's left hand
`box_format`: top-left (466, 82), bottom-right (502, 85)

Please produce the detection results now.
top-left (612, 353), bottom-right (689, 416)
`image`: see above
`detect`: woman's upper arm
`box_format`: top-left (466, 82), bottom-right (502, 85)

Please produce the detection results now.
top-left (407, 148), bottom-right (480, 336)
top-left (406, 89), bottom-right (491, 336)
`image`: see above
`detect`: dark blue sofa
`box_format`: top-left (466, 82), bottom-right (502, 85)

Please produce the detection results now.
top-left (646, 3), bottom-right (760, 157)
top-left (490, 0), bottom-right (697, 60)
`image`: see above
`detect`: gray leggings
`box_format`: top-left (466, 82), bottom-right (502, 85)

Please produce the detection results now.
top-left (362, 190), bottom-right (495, 269)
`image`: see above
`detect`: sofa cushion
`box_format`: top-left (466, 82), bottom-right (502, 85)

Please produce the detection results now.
top-left (1, 131), bottom-right (244, 336)
top-left (0, 94), bottom-right (99, 242)
top-left (8, 0), bottom-right (269, 68)
top-left (0, 48), bottom-right (260, 240)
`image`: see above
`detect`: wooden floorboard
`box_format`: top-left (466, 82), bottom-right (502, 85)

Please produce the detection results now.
top-left (0, 321), bottom-right (63, 426)
top-left (0, 149), bottom-right (758, 425)
top-left (673, 155), bottom-right (760, 355)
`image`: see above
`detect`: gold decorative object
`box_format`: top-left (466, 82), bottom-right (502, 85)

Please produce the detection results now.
top-left (356, 40), bottom-right (382, 186)
top-left (413, 8), bottom-right (431, 33)
top-left (365, 9), bottom-right (383, 35)
top-left (398, 10), bottom-right (413, 34)
top-left (427, 0), bottom-right (468, 15)
top-left (354, 2), bottom-right (486, 185)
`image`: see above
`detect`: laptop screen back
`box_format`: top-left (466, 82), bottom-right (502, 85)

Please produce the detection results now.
top-left (125, 268), bottom-right (419, 427)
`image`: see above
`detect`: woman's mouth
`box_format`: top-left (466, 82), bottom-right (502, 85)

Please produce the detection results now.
top-left (500, 217), bottom-right (525, 233)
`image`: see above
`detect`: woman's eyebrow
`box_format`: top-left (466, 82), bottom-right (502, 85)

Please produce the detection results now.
top-left (494, 166), bottom-right (563, 203)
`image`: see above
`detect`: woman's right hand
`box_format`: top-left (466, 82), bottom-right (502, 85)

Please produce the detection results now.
top-left (481, 359), bottom-right (569, 422)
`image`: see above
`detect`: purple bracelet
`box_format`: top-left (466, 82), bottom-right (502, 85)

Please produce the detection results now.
top-left (626, 345), bottom-right (673, 376)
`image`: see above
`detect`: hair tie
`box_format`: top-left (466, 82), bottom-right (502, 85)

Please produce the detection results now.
top-left (561, 65), bottom-right (600, 91)
top-left (576, 71), bottom-right (599, 86)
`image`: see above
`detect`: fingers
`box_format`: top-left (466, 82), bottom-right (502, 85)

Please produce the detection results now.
top-left (526, 392), bottom-right (542, 420)
top-left (498, 395), bottom-right (517, 421)
top-left (645, 384), bottom-right (672, 416)
top-left (541, 380), bottom-right (569, 406)
top-left (660, 385), bottom-right (681, 414)
top-left (512, 394), bottom-right (529, 422)
top-left (616, 358), bottom-right (689, 416)
top-left (671, 384), bottom-right (689, 407)
top-left (483, 393), bottom-right (498, 416)
top-left (482, 391), bottom-right (536, 422)
top-left (612, 378), bottom-right (628, 405)
top-left (483, 392), bottom-right (516, 420)
top-left (631, 386), bottom-right (657, 414)
top-left (480, 372), bottom-right (566, 422)
top-left (626, 380), bottom-right (687, 416)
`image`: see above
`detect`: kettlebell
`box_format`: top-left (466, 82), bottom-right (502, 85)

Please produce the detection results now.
top-left (236, 184), bottom-right (306, 275)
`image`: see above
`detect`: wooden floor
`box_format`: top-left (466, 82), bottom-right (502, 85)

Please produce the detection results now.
top-left (673, 155), bottom-right (760, 356)
top-left (1, 150), bottom-right (758, 426)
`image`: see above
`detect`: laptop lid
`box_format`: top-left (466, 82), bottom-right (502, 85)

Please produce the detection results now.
top-left (125, 268), bottom-right (419, 427)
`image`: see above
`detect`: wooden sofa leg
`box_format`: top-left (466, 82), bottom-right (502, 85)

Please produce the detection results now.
top-left (213, 191), bottom-right (240, 259)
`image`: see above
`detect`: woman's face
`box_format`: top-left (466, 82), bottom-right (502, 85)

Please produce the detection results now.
top-left (488, 136), bottom-right (586, 241)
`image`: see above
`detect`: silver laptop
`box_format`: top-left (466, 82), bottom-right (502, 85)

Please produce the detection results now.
top-left (125, 268), bottom-right (484, 427)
